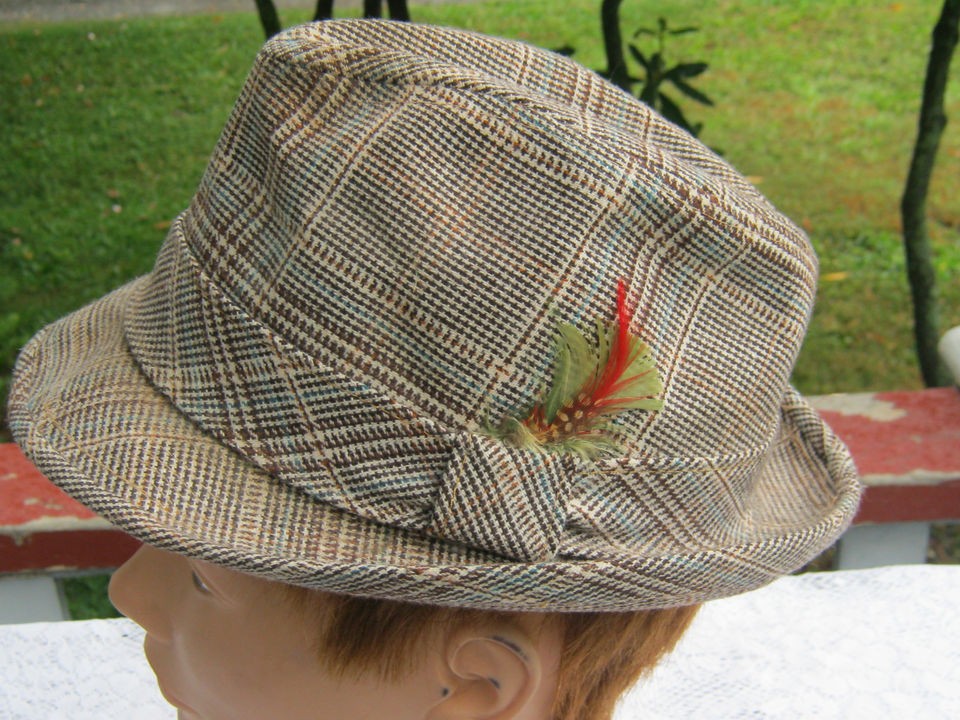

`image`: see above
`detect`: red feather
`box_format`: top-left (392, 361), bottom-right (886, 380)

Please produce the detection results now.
top-left (588, 279), bottom-right (633, 407)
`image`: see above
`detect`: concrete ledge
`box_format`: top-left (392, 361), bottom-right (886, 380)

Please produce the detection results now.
top-left (0, 574), bottom-right (67, 624)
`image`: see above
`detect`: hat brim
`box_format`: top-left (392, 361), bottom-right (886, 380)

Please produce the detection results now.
top-left (9, 278), bottom-right (861, 611)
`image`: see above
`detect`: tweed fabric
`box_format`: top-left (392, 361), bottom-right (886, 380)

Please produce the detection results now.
top-left (8, 20), bottom-right (861, 611)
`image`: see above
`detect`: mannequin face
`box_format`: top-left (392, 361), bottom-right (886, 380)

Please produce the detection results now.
top-left (109, 545), bottom-right (560, 720)
top-left (109, 546), bottom-right (445, 720)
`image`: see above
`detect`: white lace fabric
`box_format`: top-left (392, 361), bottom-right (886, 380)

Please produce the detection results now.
top-left (620, 565), bottom-right (960, 718)
top-left (1, 565), bottom-right (957, 719)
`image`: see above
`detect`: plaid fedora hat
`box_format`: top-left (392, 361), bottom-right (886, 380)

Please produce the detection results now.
top-left (8, 20), bottom-right (860, 611)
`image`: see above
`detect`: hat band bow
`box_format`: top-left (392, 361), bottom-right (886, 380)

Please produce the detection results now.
top-left (429, 432), bottom-right (576, 562)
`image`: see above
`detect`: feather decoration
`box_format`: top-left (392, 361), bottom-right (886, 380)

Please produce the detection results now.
top-left (489, 280), bottom-right (663, 460)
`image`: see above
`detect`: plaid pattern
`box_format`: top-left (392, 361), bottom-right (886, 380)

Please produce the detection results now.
top-left (8, 20), bottom-right (861, 610)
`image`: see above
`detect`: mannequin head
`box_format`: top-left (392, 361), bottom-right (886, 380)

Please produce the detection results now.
top-left (109, 545), bottom-right (698, 720)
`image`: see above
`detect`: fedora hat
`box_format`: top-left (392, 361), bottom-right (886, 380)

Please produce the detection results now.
top-left (8, 20), bottom-right (860, 611)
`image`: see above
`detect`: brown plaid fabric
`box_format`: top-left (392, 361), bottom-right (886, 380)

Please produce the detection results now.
top-left (8, 20), bottom-right (860, 611)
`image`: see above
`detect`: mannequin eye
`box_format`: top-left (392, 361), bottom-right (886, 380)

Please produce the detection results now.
top-left (191, 570), bottom-right (213, 595)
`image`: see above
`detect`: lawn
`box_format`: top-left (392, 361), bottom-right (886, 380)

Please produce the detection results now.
top-left (2, 0), bottom-right (958, 615)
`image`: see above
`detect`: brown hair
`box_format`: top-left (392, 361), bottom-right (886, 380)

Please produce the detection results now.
top-left (284, 587), bottom-right (698, 720)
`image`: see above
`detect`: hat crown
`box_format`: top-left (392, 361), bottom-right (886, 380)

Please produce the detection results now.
top-left (180, 20), bottom-right (815, 438)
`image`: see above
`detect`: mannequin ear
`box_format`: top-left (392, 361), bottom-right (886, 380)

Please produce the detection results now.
top-left (426, 633), bottom-right (541, 720)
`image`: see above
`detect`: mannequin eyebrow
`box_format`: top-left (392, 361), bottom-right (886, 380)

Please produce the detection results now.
top-left (191, 569), bottom-right (212, 593)
top-left (186, 560), bottom-right (252, 606)
top-left (188, 562), bottom-right (223, 596)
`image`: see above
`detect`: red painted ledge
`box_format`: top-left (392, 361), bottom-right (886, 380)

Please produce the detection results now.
top-left (0, 443), bottom-right (140, 572)
top-left (811, 387), bottom-right (960, 524)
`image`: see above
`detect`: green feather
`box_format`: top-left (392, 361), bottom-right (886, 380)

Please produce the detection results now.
top-left (543, 323), bottom-right (595, 423)
top-left (601, 338), bottom-right (663, 406)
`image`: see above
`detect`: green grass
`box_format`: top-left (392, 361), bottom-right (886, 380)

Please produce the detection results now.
top-left (62, 574), bottom-right (119, 620)
top-left (2, 1), bottom-right (959, 617)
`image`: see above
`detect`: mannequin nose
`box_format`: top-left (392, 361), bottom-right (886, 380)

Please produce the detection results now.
top-left (108, 544), bottom-right (177, 642)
